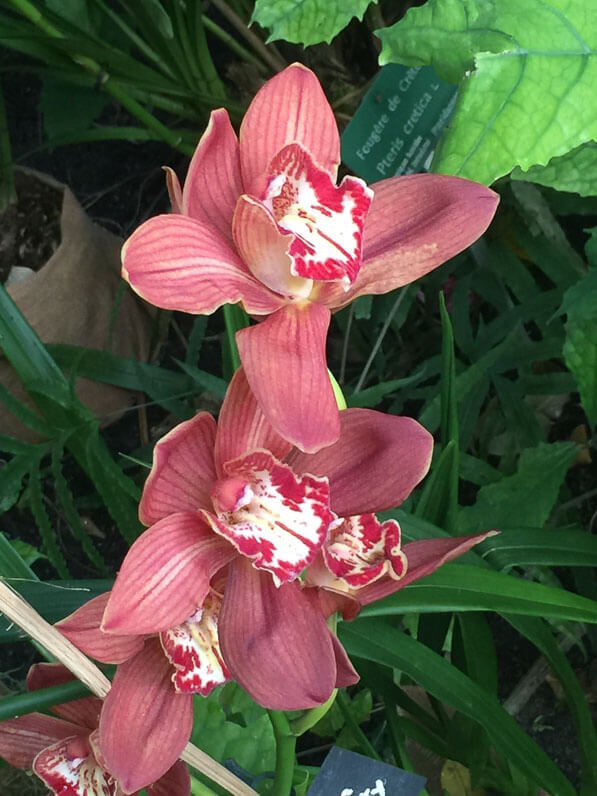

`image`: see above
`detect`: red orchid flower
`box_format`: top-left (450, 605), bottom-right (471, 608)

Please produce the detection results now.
top-left (121, 63), bottom-right (499, 453)
top-left (56, 366), bottom-right (434, 784)
top-left (0, 662), bottom-right (189, 796)
top-left (304, 513), bottom-right (495, 619)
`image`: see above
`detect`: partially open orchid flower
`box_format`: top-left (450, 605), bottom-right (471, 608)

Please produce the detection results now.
top-left (58, 368), bottom-right (433, 716)
top-left (304, 515), bottom-right (496, 619)
top-left (0, 662), bottom-right (189, 796)
top-left (122, 63), bottom-right (499, 453)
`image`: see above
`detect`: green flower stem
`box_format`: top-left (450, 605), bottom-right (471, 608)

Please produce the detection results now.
top-left (336, 690), bottom-right (382, 762)
top-left (289, 688), bottom-right (338, 736)
top-left (0, 680), bottom-right (91, 721)
top-left (222, 303), bottom-right (250, 373)
top-left (268, 709), bottom-right (297, 796)
top-left (5, 0), bottom-right (194, 156)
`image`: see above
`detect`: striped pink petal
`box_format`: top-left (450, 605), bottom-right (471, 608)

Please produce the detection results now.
top-left (0, 714), bottom-right (83, 770)
top-left (239, 63), bottom-right (340, 196)
top-left (358, 531), bottom-right (497, 605)
top-left (219, 559), bottom-right (343, 709)
top-left (56, 593), bottom-right (144, 665)
top-left (319, 173), bottom-right (499, 309)
top-left (214, 367), bottom-right (292, 477)
top-left (288, 409), bottom-right (433, 517)
top-left (99, 640), bottom-right (193, 794)
top-left (160, 591), bottom-right (230, 694)
top-left (204, 450), bottom-right (335, 585)
top-left (182, 108), bottom-right (242, 241)
top-left (122, 214), bottom-right (283, 316)
top-left (139, 412), bottom-right (217, 526)
top-left (237, 303), bottom-right (340, 453)
top-left (103, 513), bottom-right (235, 635)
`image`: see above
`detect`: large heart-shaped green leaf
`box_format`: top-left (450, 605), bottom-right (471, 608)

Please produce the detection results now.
top-left (377, 0), bottom-right (597, 185)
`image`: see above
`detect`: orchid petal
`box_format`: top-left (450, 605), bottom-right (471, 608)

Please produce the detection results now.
top-left (318, 174), bottom-right (499, 309)
top-left (147, 760), bottom-right (191, 796)
top-left (214, 367), bottom-right (292, 475)
top-left (100, 639), bottom-right (193, 794)
top-left (219, 559), bottom-right (340, 709)
top-left (182, 109), bottom-right (242, 241)
top-left (160, 591), bottom-right (230, 694)
top-left (264, 144), bottom-right (372, 286)
top-left (0, 714), bottom-right (83, 770)
top-left (34, 734), bottom-right (117, 796)
top-left (288, 409), bottom-right (433, 516)
top-left (27, 663), bottom-right (102, 731)
top-left (56, 593), bottom-right (144, 665)
top-left (122, 214), bottom-right (283, 315)
top-left (237, 303), bottom-right (340, 453)
top-left (239, 63), bottom-right (340, 196)
top-left (330, 633), bottom-right (359, 688)
top-left (206, 450), bottom-right (335, 584)
top-left (323, 514), bottom-right (407, 587)
top-left (139, 412), bottom-right (217, 525)
top-left (358, 531), bottom-right (497, 605)
top-left (232, 194), bottom-right (313, 299)
top-left (103, 513), bottom-right (235, 635)
top-left (163, 167), bottom-right (182, 214)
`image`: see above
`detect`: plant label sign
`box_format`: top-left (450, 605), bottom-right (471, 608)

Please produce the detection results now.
top-left (306, 747), bottom-right (426, 795)
top-left (341, 63), bottom-right (457, 182)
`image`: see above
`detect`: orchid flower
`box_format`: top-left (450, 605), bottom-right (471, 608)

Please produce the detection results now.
top-left (0, 662), bottom-right (189, 796)
top-left (121, 63), bottom-right (499, 453)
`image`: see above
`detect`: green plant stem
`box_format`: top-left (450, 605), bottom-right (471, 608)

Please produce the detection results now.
top-left (289, 689), bottom-right (338, 736)
top-left (336, 690), bottom-right (381, 761)
top-left (0, 680), bottom-right (91, 721)
top-left (209, 0), bottom-right (287, 73)
top-left (268, 709), bottom-right (297, 796)
top-left (202, 14), bottom-right (268, 75)
top-left (222, 303), bottom-right (250, 372)
top-left (5, 0), bottom-right (194, 155)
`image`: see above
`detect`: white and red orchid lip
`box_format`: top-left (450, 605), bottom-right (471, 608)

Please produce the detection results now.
top-left (161, 592), bottom-right (230, 695)
top-left (322, 514), bottom-right (407, 588)
top-left (204, 450), bottom-right (337, 586)
top-left (34, 734), bottom-right (118, 796)
top-left (260, 143), bottom-right (373, 289)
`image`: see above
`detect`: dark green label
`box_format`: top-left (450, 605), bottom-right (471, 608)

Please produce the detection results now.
top-left (341, 64), bottom-right (457, 182)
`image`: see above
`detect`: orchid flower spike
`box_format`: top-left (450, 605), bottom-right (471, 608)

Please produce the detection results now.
top-left (122, 63), bottom-right (499, 453)
top-left (57, 369), bottom-right (493, 793)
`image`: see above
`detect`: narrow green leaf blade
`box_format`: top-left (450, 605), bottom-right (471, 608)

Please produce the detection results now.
top-left (359, 563), bottom-right (597, 623)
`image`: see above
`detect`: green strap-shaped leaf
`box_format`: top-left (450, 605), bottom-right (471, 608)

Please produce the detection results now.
top-left (340, 618), bottom-right (576, 795)
top-left (504, 614), bottom-right (597, 790)
top-left (251, 0), bottom-right (373, 45)
top-left (377, 0), bottom-right (597, 185)
top-left (359, 563), bottom-right (597, 623)
top-left (560, 268), bottom-right (597, 426)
